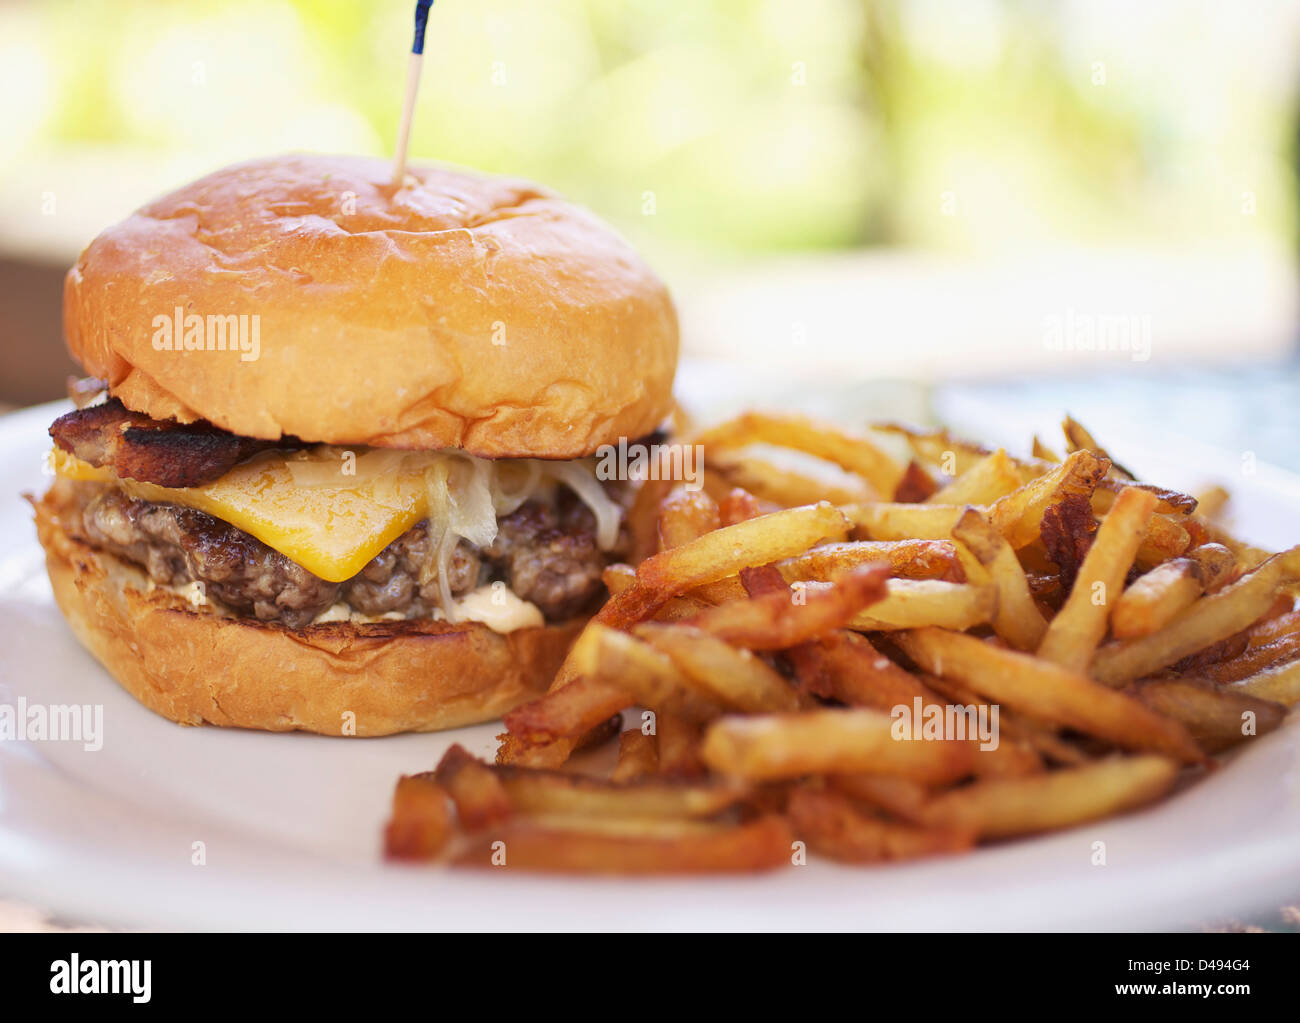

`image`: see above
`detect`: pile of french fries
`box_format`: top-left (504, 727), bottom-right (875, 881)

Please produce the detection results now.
top-left (385, 412), bottom-right (1298, 873)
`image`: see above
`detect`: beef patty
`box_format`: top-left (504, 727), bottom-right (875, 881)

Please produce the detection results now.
top-left (68, 485), bottom-right (611, 628)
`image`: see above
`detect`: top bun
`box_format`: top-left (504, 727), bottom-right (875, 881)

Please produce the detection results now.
top-left (63, 154), bottom-right (678, 458)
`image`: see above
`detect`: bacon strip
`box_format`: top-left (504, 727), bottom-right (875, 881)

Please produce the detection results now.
top-left (49, 397), bottom-right (290, 488)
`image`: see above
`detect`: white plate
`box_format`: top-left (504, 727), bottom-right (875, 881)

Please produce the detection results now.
top-left (1, 391), bottom-right (1298, 932)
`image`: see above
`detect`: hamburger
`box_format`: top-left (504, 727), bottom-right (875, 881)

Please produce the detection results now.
top-left (32, 153), bottom-right (678, 735)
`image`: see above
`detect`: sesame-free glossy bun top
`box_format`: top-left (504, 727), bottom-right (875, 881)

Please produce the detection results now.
top-left (63, 154), bottom-right (678, 457)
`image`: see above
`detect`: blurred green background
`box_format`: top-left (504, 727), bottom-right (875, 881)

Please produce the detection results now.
top-left (4, 0), bottom-right (1296, 257)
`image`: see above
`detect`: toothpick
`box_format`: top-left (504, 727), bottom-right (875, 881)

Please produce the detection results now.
top-left (392, 0), bottom-right (434, 187)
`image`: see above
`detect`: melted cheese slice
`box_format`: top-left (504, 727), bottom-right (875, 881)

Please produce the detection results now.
top-left (53, 447), bottom-right (431, 582)
top-left (49, 446), bottom-right (622, 592)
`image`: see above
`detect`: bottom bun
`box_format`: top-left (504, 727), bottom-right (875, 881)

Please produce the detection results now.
top-left (33, 487), bottom-right (583, 736)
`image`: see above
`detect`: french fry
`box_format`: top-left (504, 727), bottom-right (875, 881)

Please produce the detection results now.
top-left (788, 630), bottom-right (938, 711)
top-left (634, 624), bottom-right (801, 712)
top-left (918, 755), bottom-right (1179, 838)
top-left (1091, 548), bottom-right (1300, 685)
top-left (848, 579), bottom-right (997, 631)
top-left (453, 815), bottom-right (794, 874)
top-left (434, 745), bottom-right (513, 831)
top-left (893, 460), bottom-right (938, 502)
top-left (700, 709), bottom-right (981, 784)
top-left (1112, 558), bottom-right (1204, 639)
top-left (718, 487), bottom-right (774, 526)
top-left (895, 628), bottom-right (1204, 763)
top-left (1061, 414), bottom-right (1136, 479)
top-left (929, 449), bottom-right (1023, 505)
top-left (1130, 678), bottom-right (1286, 752)
top-left (678, 563), bottom-right (889, 649)
top-left (1232, 657), bottom-right (1300, 706)
top-left (698, 411), bottom-right (904, 497)
top-left (491, 764), bottom-right (747, 819)
top-left (655, 710), bottom-right (705, 776)
top-left (635, 502), bottom-right (850, 596)
top-left (1194, 484), bottom-right (1230, 522)
top-left (1037, 486), bottom-right (1157, 671)
top-left (574, 624), bottom-right (723, 720)
top-left (843, 502), bottom-right (966, 541)
top-left (951, 507), bottom-right (1047, 650)
top-left (657, 487), bottom-right (720, 551)
top-left (602, 562), bottom-right (637, 595)
top-left (828, 774), bottom-right (932, 824)
top-left (776, 539), bottom-right (965, 583)
top-left (1134, 513), bottom-right (1192, 568)
top-left (1187, 542), bottom-right (1238, 594)
top-left (711, 449), bottom-right (873, 507)
top-left (612, 728), bottom-right (659, 782)
top-left (384, 775), bottom-right (454, 861)
top-left (988, 449), bottom-right (1110, 549)
top-left (787, 787), bottom-right (974, 862)
top-left (1196, 631), bottom-right (1300, 683)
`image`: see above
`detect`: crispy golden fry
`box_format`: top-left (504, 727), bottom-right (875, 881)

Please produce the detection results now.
top-left (915, 669), bottom-right (1090, 767)
top-left (504, 676), bottom-right (632, 746)
top-left (1113, 558), bottom-right (1204, 639)
top-left (1194, 484), bottom-right (1230, 522)
top-left (848, 579), bottom-right (997, 631)
top-left (491, 765), bottom-right (747, 819)
top-left (1187, 543), bottom-right (1238, 594)
top-left (1061, 414), bottom-right (1136, 480)
top-left (895, 628), bottom-right (1204, 763)
top-left (829, 774), bottom-right (932, 823)
top-left (1091, 548), bottom-right (1300, 685)
top-left (711, 449), bottom-right (873, 507)
top-left (657, 487), bottom-right (720, 551)
top-left (636, 501), bottom-right (850, 596)
top-left (634, 624), bottom-right (800, 712)
top-left (612, 728), bottom-right (659, 782)
top-left (677, 563), bottom-right (889, 649)
top-left (787, 788), bottom-right (974, 862)
top-left (1199, 631), bottom-right (1300, 683)
top-left (1135, 513), bottom-right (1192, 568)
top-left (952, 507), bottom-right (1047, 650)
top-left (700, 709), bottom-right (981, 784)
top-left (718, 487), bottom-right (775, 526)
top-left (384, 774), bottom-right (454, 861)
top-left (1038, 486), bottom-right (1157, 671)
top-left (434, 745), bottom-right (514, 831)
top-left (918, 755), bottom-right (1179, 838)
top-left (494, 732), bottom-right (573, 769)
top-left (776, 539), bottom-right (965, 583)
top-left (577, 624), bottom-right (723, 720)
top-left (989, 450), bottom-right (1110, 549)
top-left (1247, 606), bottom-right (1300, 647)
top-left (1232, 657), bottom-right (1300, 706)
top-left (1130, 678), bottom-right (1285, 752)
top-left (697, 411), bottom-right (904, 497)
top-left (1032, 436), bottom-right (1062, 463)
top-left (453, 815), bottom-right (794, 874)
top-left (602, 562), bottom-right (637, 595)
top-left (929, 449), bottom-right (1023, 505)
top-left (654, 711), bottom-right (705, 777)
top-left (788, 630), bottom-right (937, 710)
top-left (893, 460), bottom-right (938, 502)
top-left (843, 501), bottom-right (967, 541)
